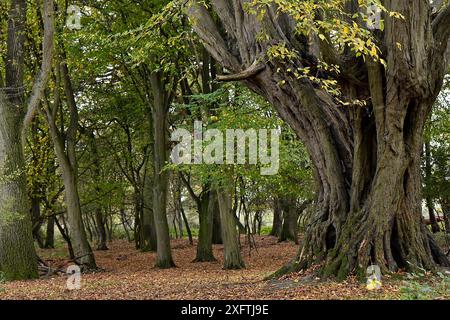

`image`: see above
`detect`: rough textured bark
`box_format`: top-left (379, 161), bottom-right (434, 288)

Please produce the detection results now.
top-left (188, 0), bottom-right (450, 278)
top-left (0, 93), bottom-right (38, 280)
top-left (217, 187), bottom-right (245, 269)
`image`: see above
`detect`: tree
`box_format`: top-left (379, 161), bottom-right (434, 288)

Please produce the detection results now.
top-left (188, 0), bottom-right (450, 279)
top-left (0, 0), bottom-right (54, 280)
top-left (217, 180), bottom-right (246, 270)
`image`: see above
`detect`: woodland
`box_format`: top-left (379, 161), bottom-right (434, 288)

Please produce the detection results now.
top-left (0, 0), bottom-right (449, 300)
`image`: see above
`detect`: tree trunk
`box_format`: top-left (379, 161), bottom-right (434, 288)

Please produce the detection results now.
top-left (279, 199), bottom-right (298, 244)
top-left (151, 72), bottom-right (175, 268)
top-left (44, 57), bottom-right (97, 270)
top-left (194, 191), bottom-right (216, 262)
top-left (188, 0), bottom-right (450, 279)
top-left (141, 174), bottom-right (158, 251)
top-left (0, 94), bottom-right (38, 280)
top-left (30, 196), bottom-right (44, 248)
top-left (424, 141), bottom-right (441, 233)
top-left (44, 215), bottom-right (55, 249)
top-left (180, 201), bottom-right (193, 245)
top-left (442, 198), bottom-right (450, 236)
top-left (88, 131), bottom-right (108, 250)
top-left (426, 199), bottom-right (441, 234)
top-left (212, 205), bottom-right (223, 244)
top-left (217, 188), bottom-right (245, 269)
top-left (59, 166), bottom-right (96, 268)
top-left (270, 198), bottom-right (283, 237)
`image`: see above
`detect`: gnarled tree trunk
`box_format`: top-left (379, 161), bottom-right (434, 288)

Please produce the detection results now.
top-left (188, 0), bottom-right (450, 279)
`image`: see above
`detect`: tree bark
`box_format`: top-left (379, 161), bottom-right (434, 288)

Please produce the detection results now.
top-left (150, 72), bottom-right (175, 268)
top-left (141, 173), bottom-right (158, 251)
top-left (0, 94), bottom-right (38, 280)
top-left (279, 198), bottom-right (298, 244)
top-left (212, 206), bottom-right (223, 244)
top-left (217, 187), bottom-right (245, 269)
top-left (270, 198), bottom-right (282, 237)
top-left (44, 215), bottom-right (55, 249)
top-left (44, 57), bottom-right (96, 269)
top-left (188, 0), bottom-right (450, 278)
top-left (194, 191), bottom-right (216, 262)
top-left (441, 198), bottom-right (450, 236)
top-left (88, 130), bottom-right (108, 250)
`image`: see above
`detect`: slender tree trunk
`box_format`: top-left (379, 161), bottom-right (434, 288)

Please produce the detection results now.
top-left (141, 174), bottom-right (157, 251)
top-left (88, 130), bottom-right (108, 250)
top-left (180, 201), bottom-right (193, 245)
top-left (424, 141), bottom-right (440, 233)
top-left (31, 196), bottom-right (44, 248)
top-left (54, 215), bottom-right (75, 259)
top-left (59, 166), bottom-right (96, 268)
top-left (212, 206), bottom-right (223, 244)
top-left (94, 208), bottom-right (108, 250)
top-left (441, 198), bottom-right (450, 236)
top-left (150, 72), bottom-right (175, 268)
top-left (44, 215), bottom-right (55, 249)
top-left (426, 200), bottom-right (441, 234)
top-left (270, 198), bottom-right (283, 237)
top-left (120, 208), bottom-right (132, 242)
top-left (44, 57), bottom-right (96, 269)
top-left (217, 188), bottom-right (245, 270)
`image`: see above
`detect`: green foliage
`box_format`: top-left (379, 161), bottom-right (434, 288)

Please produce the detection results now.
top-left (170, 83), bottom-right (314, 203)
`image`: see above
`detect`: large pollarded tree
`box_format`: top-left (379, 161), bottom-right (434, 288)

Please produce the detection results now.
top-left (188, 0), bottom-right (450, 279)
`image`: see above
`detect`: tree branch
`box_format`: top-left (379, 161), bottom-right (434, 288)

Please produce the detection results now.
top-left (433, 3), bottom-right (450, 56)
top-left (187, 1), bottom-right (240, 72)
top-left (23, 0), bottom-right (55, 130)
top-left (216, 60), bottom-right (266, 82)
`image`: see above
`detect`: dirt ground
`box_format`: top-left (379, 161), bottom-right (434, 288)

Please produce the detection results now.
top-left (0, 236), bottom-right (445, 300)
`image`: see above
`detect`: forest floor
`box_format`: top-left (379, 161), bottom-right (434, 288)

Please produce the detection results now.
top-left (0, 236), bottom-right (448, 300)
